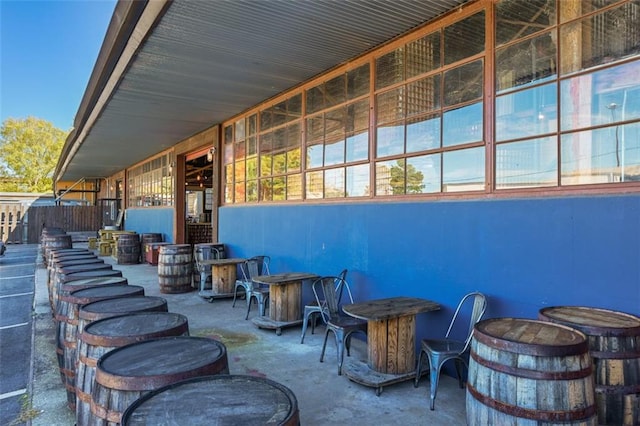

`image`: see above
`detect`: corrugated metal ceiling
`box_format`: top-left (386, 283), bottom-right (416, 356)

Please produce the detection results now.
top-left (58, 0), bottom-right (470, 182)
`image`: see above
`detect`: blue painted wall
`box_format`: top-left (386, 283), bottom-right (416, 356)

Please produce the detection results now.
top-left (219, 194), bottom-right (640, 342)
top-left (124, 208), bottom-right (174, 243)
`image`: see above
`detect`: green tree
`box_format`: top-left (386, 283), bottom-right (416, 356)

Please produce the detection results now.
top-left (0, 117), bottom-right (67, 192)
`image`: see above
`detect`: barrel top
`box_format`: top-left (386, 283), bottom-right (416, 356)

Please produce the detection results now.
top-left (96, 337), bottom-right (227, 390)
top-left (122, 375), bottom-right (297, 426)
top-left (83, 312), bottom-right (188, 341)
top-left (68, 285), bottom-right (144, 302)
top-left (59, 270), bottom-right (123, 282)
top-left (53, 258), bottom-right (102, 268)
top-left (60, 276), bottom-right (128, 288)
top-left (474, 318), bottom-right (588, 356)
top-left (59, 263), bottom-right (112, 274)
top-left (80, 296), bottom-right (168, 316)
top-left (539, 306), bottom-right (640, 337)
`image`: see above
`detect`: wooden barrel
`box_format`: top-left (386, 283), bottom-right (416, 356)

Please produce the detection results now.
top-left (52, 263), bottom-right (115, 316)
top-left (47, 256), bottom-right (101, 299)
top-left (91, 336), bottom-right (228, 425)
top-left (41, 233), bottom-right (73, 265)
top-left (121, 375), bottom-right (299, 426)
top-left (48, 249), bottom-right (94, 265)
top-left (52, 276), bottom-right (130, 381)
top-left (140, 233), bottom-right (163, 262)
top-left (78, 296), bottom-right (169, 340)
top-left (56, 285), bottom-right (145, 411)
top-left (539, 306), bottom-right (640, 425)
top-left (157, 244), bottom-right (192, 294)
top-left (116, 233), bottom-right (140, 265)
top-left (466, 318), bottom-right (597, 426)
top-left (76, 312), bottom-right (189, 425)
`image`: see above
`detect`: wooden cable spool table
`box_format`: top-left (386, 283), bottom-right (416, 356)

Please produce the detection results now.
top-left (251, 272), bottom-right (319, 336)
top-left (539, 306), bottom-right (640, 425)
top-left (197, 258), bottom-right (245, 301)
top-left (342, 296), bottom-right (441, 395)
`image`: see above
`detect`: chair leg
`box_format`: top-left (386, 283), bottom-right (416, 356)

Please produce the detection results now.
top-left (335, 329), bottom-right (346, 375)
top-left (454, 359), bottom-right (464, 389)
top-left (320, 329), bottom-right (330, 363)
top-left (258, 296), bottom-right (267, 316)
top-left (429, 360), bottom-right (442, 411)
top-left (414, 349), bottom-right (425, 387)
top-left (232, 286), bottom-right (240, 307)
top-left (245, 295), bottom-right (253, 320)
top-left (300, 309), bottom-right (311, 344)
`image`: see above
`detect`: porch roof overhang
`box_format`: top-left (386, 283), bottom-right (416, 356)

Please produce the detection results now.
top-left (54, 0), bottom-right (470, 183)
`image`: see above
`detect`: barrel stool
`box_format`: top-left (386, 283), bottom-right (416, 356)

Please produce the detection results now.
top-left (122, 375), bottom-right (299, 426)
top-left (76, 312), bottom-right (189, 425)
top-left (466, 317), bottom-right (597, 426)
top-left (90, 336), bottom-right (228, 425)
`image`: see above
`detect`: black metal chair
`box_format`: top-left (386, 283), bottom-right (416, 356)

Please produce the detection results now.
top-left (300, 269), bottom-right (347, 344)
top-left (233, 256), bottom-right (270, 320)
top-left (313, 275), bottom-right (367, 375)
top-left (414, 291), bottom-right (487, 410)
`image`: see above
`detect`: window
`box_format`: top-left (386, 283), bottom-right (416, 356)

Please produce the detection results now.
top-left (222, 0), bottom-right (640, 204)
top-left (127, 153), bottom-right (173, 207)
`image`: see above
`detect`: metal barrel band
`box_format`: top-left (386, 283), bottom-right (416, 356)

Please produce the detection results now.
top-left (466, 383), bottom-right (597, 422)
top-left (470, 350), bottom-right (593, 380)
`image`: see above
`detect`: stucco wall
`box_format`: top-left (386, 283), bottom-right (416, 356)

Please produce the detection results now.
top-left (219, 194), bottom-right (640, 341)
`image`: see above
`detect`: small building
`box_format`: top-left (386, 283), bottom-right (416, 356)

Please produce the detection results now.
top-left (54, 0), bottom-right (640, 327)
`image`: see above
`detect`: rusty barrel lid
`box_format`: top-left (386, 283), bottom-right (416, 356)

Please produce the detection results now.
top-left (539, 306), bottom-right (640, 337)
top-left (473, 317), bottom-right (589, 357)
top-left (81, 312), bottom-right (189, 347)
top-left (95, 336), bottom-right (227, 391)
top-left (121, 375), bottom-right (298, 426)
top-left (58, 270), bottom-right (124, 284)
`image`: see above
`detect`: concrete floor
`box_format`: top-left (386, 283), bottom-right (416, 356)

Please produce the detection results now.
top-left (30, 243), bottom-right (468, 425)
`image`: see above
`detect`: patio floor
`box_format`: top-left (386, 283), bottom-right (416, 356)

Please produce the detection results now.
top-left (31, 243), bottom-right (467, 425)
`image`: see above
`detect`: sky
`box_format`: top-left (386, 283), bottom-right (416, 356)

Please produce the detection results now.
top-left (1, 0), bottom-right (117, 131)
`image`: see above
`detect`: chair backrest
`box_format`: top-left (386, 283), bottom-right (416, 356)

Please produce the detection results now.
top-left (313, 275), bottom-right (354, 324)
top-left (240, 256), bottom-right (270, 286)
top-left (444, 292), bottom-right (487, 354)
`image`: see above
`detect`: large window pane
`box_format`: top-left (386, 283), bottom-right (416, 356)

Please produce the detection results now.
top-left (406, 31), bottom-right (441, 78)
top-left (560, 2), bottom-right (640, 75)
top-left (306, 171), bottom-right (323, 199)
top-left (376, 48), bottom-right (404, 89)
top-left (246, 180), bottom-right (258, 202)
top-left (407, 154), bottom-right (441, 193)
top-left (443, 102), bottom-right (483, 147)
top-left (407, 114), bottom-right (440, 153)
top-left (444, 11), bottom-right (485, 65)
top-left (496, 0), bottom-right (555, 46)
top-left (273, 177), bottom-right (286, 200)
top-left (306, 142), bottom-right (323, 169)
top-left (443, 147), bottom-right (485, 192)
top-left (561, 61), bottom-right (640, 131)
top-left (376, 88), bottom-right (404, 124)
top-left (407, 75), bottom-right (440, 116)
top-left (348, 64), bottom-right (370, 100)
top-left (325, 168), bottom-right (345, 198)
top-left (325, 139), bottom-right (345, 166)
top-left (496, 83), bottom-right (557, 141)
top-left (496, 31), bottom-right (557, 92)
top-left (375, 159), bottom-right (405, 195)
top-left (325, 75), bottom-right (346, 109)
top-left (346, 131), bottom-right (368, 162)
top-left (287, 174), bottom-right (302, 200)
top-left (561, 122), bottom-right (640, 185)
top-left (444, 60), bottom-right (483, 106)
top-left (346, 164), bottom-right (370, 197)
top-left (259, 178), bottom-right (272, 201)
top-left (376, 123), bottom-right (404, 157)
top-left (496, 137), bottom-right (557, 189)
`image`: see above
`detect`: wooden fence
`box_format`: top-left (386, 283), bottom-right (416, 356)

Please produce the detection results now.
top-left (0, 203), bottom-right (26, 243)
top-left (25, 206), bottom-right (103, 243)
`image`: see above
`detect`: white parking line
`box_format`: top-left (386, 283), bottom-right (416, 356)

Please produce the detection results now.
top-left (0, 274), bottom-right (35, 280)
top-left (0, 388), bottom-right (27, 400)
top-left (0, 322), bottom-right (29, 330)
top-left (0, 292), bottom-right (33, 299)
